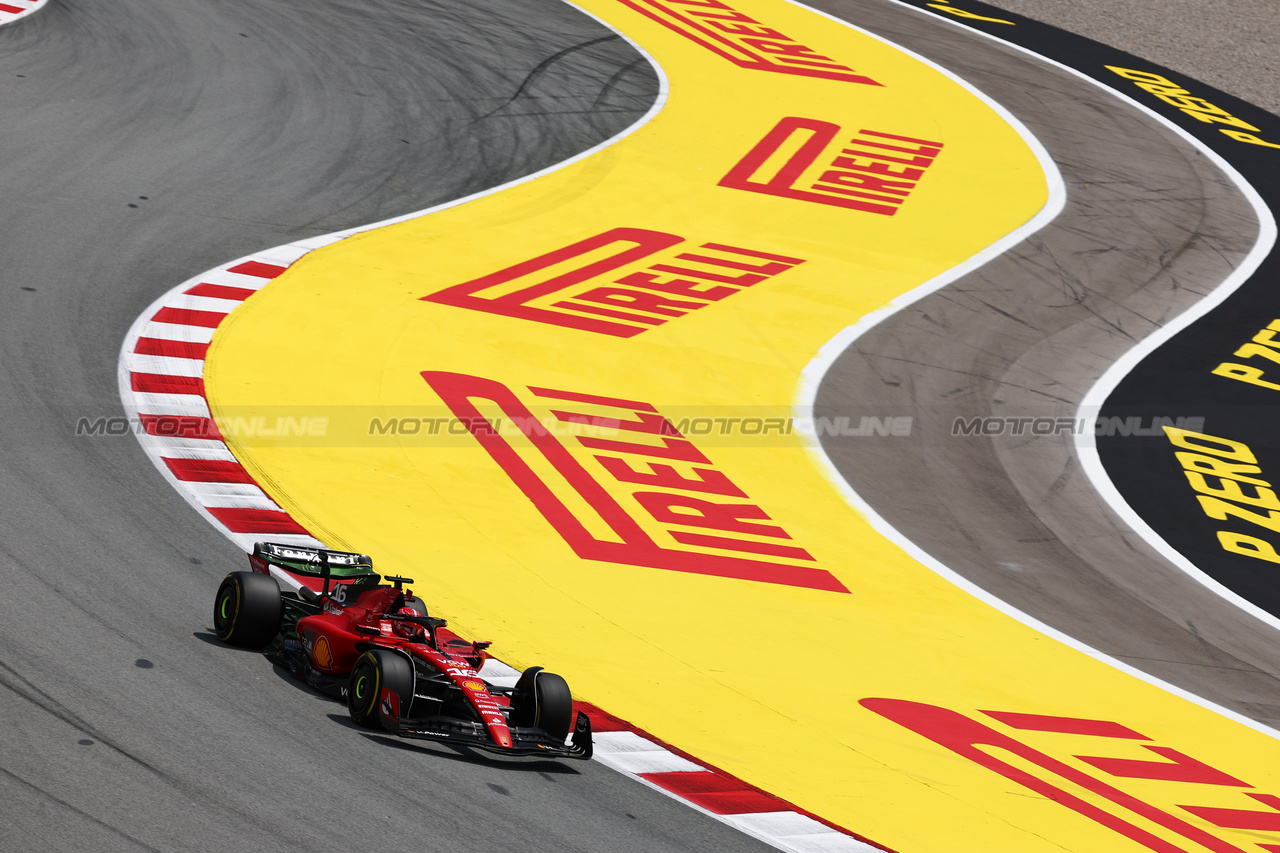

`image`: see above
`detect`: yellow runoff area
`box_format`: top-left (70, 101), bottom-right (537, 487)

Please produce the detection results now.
top-left (205, 0), bottom-right (1280, 850)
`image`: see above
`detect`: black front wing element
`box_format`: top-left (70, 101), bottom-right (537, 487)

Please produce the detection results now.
top-left (393, 710), bottom-right (593, 759)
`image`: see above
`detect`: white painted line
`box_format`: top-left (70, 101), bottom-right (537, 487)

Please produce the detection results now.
top-left (131, 393), bottom-right (211, 417)
top-left (730, 812), bottom-right (843, 836)
top-left (163, 294), bottom-right (248, 314)
top-left (125, 354), bottom-right (206, 378)
top-left (140, 322), bottom-right (218, 344)
top-left (592, 730), bottom-right (675, 754)
top-left (146, 438), bottom-right (240, 461)
top-left (596, 750), bottom-right (707, 775)
top-left (182, 482), bottom-right (277, 507)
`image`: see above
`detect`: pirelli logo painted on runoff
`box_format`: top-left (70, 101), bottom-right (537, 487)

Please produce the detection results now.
top-left (422, 371), bottom-right (847, 593)
top-left (869, 698), bottom-right (1280, 852)
top-left (617, 0), bottom-right (882, 84)
top-left (720, 116), bottom-right (944, 215)
top-left (421, 228), bottom-right (804, 338)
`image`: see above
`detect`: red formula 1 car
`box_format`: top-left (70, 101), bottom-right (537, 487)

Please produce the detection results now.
top-left (213, 542), bottom-right (591, 759)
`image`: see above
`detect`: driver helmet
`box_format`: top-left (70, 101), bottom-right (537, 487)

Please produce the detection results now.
top-left (392, 606), bottom-right (424, 640)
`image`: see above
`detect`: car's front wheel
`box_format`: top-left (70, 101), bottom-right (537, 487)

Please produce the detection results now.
top-left (510, 667), bottom-right (574, 740)
top-left (348, 649), bottom-right (414, 731)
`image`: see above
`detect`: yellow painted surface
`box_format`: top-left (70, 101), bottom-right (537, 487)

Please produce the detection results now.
top-left (204, 1), bottom-right (1280, 850)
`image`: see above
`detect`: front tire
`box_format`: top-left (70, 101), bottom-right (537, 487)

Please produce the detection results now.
top-left (510, 667), bottom-right (574, 740)
top-left (348, 649), bottom-right (414, 730)
top-left (214, 572), bottom-right (281, 649)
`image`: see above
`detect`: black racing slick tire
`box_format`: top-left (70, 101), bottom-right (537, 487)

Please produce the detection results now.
top-left (214, 572), bottom-right (281, 649)
top-left (403, 596), bottom-right (428, 617)
top-left (511, 667), bottom-right (574, 740)
top-left (348, 649), bottom-right (414, 731)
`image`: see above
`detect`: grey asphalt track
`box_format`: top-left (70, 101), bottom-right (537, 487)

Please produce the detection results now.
top-left (4, 0), bottom-right (1279, 850)
top-left (983, 0), bottom-right (1280, 117)
top-left (0, 1), bottom-right (777, 850)
top-left (812, 0), bottom-right (1280, 728)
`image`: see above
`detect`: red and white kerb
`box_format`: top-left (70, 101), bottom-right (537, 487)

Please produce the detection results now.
top-left (119, 246), bottom-right (325, 553)
top-left (0, 0), bottom-right (46, 26)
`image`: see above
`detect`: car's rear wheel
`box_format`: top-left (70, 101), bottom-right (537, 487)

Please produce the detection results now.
top-left (510, 667), bottom-right (574, 740)
top-left (348, 649), bottom-right (414, 730)
top-left (403, 595), bottom-right (428, 617)
top-left (214, 572), bottom-right (281, 649)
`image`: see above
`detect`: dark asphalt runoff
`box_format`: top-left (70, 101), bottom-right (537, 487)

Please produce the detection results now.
top-left (2, 0), bottom-right (1278, 850)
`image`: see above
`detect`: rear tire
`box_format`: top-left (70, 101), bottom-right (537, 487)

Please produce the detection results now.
top-left (403, 596), bottom-right (428, 617)
top-left (348, 649), bottom-right (414, 731)
top-left (214, 572), bottom-right (281, 649)
top-left (511, 667), bottom-right (574, 740)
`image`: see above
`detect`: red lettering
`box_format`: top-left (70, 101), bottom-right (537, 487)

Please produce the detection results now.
top-left (810, 184), bottom-right (904, 205)
top-left (528, 387), bottom-right (656, 413)
top-left (648, 263), bottom-right (770, 286)
top-left (1078, 746), bottom-right (1250, 787)
top-left (633, 493), bottom-right (790, 538)
top-left (550, 409), bottom-right (677, 436)
top-left (422, 228), bottom-right (804, 336)
top-left (740, 38), bottom-right (832, 61)
top-left (673, 251), bottom-right (794, 275)
top-left (709, 21), bottom-right (786, 38)
top-left (829, 155), bottom-right (925, 180)
top-left (422, 227), bottom-right (683, 337)
top-left (689, 10), bottom-right (756, 22)
top-left (422, 371), bottom-right (849, 593)
top-left (669, 530), bottom-right (815, 561)
top-left (722, 116), bottom-right (837, 190)
top-left (550, 299), bottom-right (665, 326)
top-left (699, 243), bottom-right (805, 265)
top-left (596, 456), bottom-right (747, 497)
top-left (815, 169), bottom-right (915, 197)
top-left (578, 434), bottom-right (710, 464)
top-left (863, 699), bottom-right (1251, 853)
top-left (841, 146), bottom-right (937, 168)
top-left (719, 116), bottom-right (931, 216)
top-left (572, 286), bottom-right (708, 317)
top-left (864, 130), bottom-right (945, 147)
top-left (854, 133), bottom-right (944, 156)
top-left (616, 0), bottom-right (881, 85)
top-left (1183, 793), bottom-right (1280, 832)
top-left (617, 271), bottom-right (737, 300)
top-left (981, 711), bottom-right (1148, 739)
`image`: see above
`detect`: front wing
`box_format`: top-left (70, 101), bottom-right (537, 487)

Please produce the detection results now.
top-left (388, 710), bottom-right (593, 760)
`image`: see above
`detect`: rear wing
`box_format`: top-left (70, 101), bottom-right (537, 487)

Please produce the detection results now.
top-left (248, 542), bottom-right (381, 593)
top-left (251, 541), bottom-right (372, 575)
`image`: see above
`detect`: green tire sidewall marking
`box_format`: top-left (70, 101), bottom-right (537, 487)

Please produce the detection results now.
top-left (217, 581), bottom-right (239, 639)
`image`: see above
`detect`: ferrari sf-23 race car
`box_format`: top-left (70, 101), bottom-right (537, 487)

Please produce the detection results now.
top-left (213, 542), bottom-right (591, 760)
